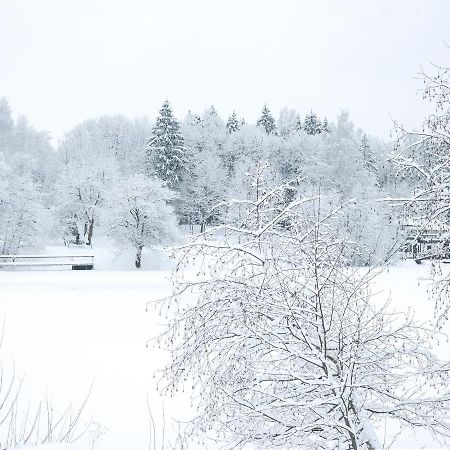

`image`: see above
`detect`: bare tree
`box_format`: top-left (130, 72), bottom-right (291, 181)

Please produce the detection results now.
top-left (156, 166), bottom-right (450, 449)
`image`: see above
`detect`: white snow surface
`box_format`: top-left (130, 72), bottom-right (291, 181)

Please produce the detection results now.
top-left (1, 245), bottom-right (449, 449)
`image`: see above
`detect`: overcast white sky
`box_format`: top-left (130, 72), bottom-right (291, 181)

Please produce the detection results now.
top-left (0, 0), bottom-right (449, 142)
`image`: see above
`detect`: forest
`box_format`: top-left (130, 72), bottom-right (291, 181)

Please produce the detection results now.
top-left (0, 96), bottom-right (406, 268)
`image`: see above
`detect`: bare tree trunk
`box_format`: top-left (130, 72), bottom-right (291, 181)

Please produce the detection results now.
top-left (87, 218), bottom-right (94, 246)
top-left (135, 245), bottom-right (143, 269)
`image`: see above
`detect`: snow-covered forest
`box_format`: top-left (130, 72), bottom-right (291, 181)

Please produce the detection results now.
top-left (0, 97), bottom-right (401, 267)
top-left (2, 1), bottom-right (450, 449)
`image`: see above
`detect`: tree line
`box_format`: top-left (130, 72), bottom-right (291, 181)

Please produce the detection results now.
top-left (0, 98), bottom-right (405, 267)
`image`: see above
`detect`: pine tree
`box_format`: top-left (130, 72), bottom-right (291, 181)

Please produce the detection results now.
top-left (295, 115), bottom-right (302, 132)
top-left (303, 110), bottom-right (322, 135)
top-left (146, 100), bottom-right (185, 189)
top-left (208, 105), bottom-right (218, 116)
top-left (185, 110), bottom-right (201, 126)
top-left (226, 111), bottom-right (240, 133)
top-left (257, 105), bottom-right (277, 135)
top-left (322, 117), bottom-right (330, 133)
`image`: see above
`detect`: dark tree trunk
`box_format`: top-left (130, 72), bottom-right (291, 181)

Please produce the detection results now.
top-left (135, 245), bottom-right (143, 269)
top-left (87, 218), bottom-right (94, 246)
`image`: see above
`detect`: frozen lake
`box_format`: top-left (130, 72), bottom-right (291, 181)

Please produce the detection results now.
top-left (0, 259), bottom-right (448, 449)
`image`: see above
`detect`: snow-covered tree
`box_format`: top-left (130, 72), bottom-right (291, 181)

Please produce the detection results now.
top-left (104, 174), bottom-right (177, 268)
top-left (185, 110), bottom-right (202, 127)
top-left (55, 157), bottom-right (119, 246)
top-left (180, 156), bottom-right (228, 232)
top-left (60, 115), bottom-right (151, 174)
top-left (13, 116), bottom-right (57, 189)
top-left (277, 107), bottom-right (298, 138)
top-left (295, 115), bottom-right (302, 132)
top-left (229, 125), bottom-right (274, 164)
top-left (219, 123), bottom-right (251, 177)
top-left (257, 104), bottom-right (277, 135)
top-left (322, 116), bottom-right (330, 133)
top-left (272, 133), bottom-right (306, 198)
top-left (335, 110), bottom-right (355, 140)
top-left (158, 171), bottom-right (450, 449)
top-left (0, 100), bottom-right (54, 253)
top-left (146, 100), bottom-right (185, 188)
top-left (179, 109), bottom-right (229, 229)
top-left (226, 111), bottom-right (240, 133)
top-left (359, 133), bottom-right (378, 178)
top-left (0, 155), bottom-right (50, 254)
top-left (97, 115), bottom-right (152, 173)
top-left (391, 60), bottom-right (450, 325)
top-left (56, 114), bottom-right (156, 245)
top-left (0, 98), bottom-right (14, 153)
top-left (200, 105), bottom-right (225, 136)
top-left (392, 65), bottom-right (450, 193)
top-left (303, 110), bottom-right (323, 135)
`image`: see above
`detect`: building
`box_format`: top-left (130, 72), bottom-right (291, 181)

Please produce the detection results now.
top-left (402, 218), bottom-right (450, 261)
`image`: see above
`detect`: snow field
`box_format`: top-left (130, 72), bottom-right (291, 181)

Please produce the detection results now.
top-left (0, 267), bottom-right (181, 450)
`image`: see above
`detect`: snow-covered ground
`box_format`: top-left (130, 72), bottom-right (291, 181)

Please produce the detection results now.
top-left (0, 245), bottom-right (449, 449)
top-left (0, 244), bottom-right (183, 450)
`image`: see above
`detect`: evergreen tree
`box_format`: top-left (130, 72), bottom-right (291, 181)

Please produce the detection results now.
top-left (322, 117), bottom-right (330, 133)
top-left (209, 105), bottom-right (218, 116)
top-left (146, 100), bottom-right (185, 189)
top-left (295, 115), bottom-right (302, 132)
top-left (303, 110), bottom-right (322, 135)
top-left (185, 110), bottom-right (201, 126)
top-left (226, 111), bottom-right (240, 133)
top-left (257, 105), bottom-right (277, 135)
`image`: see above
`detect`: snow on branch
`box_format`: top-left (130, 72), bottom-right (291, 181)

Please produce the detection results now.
top-left (156, 170), bottom-right (450, 449)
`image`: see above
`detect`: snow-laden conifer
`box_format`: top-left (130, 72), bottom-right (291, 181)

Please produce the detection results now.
top-left (303, 110), bottom-right (322, 135)
top-left (146, 100), bottom-right (185, 189)
top-left (226, 111), bottom-right (240, 133)
top-left (257, 104), bottom-right (277, 135)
